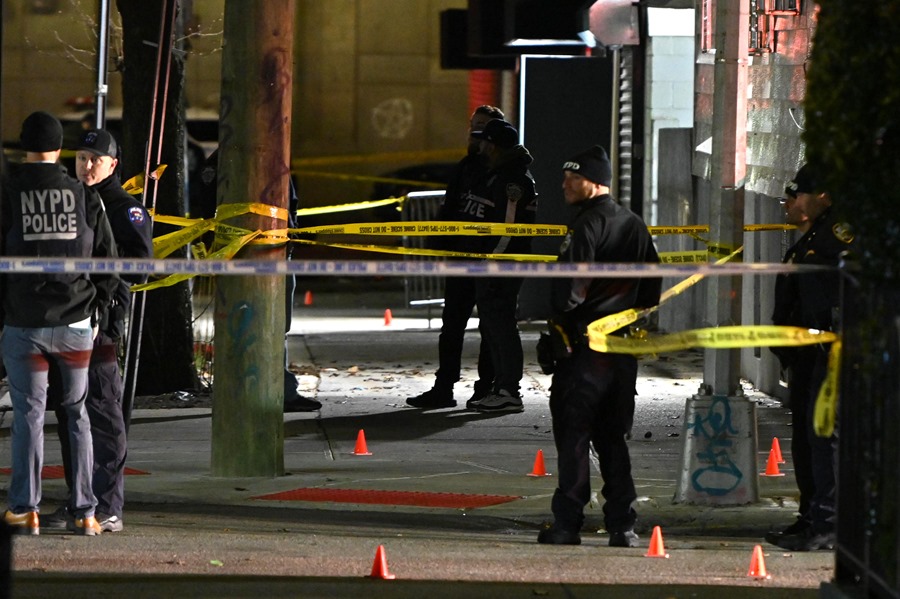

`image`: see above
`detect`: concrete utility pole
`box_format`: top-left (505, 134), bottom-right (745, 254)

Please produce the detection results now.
top-left (211, 0), bottom-right (296, 476)
top-left (676, 0), bottom-right (758, 504)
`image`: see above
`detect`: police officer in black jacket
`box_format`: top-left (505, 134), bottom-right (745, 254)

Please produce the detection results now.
top-left (46, 129), bottom-right (153, 533)
top-left (766, 163), bottom-right (852, 552)
top-left (1, 111), bottom-right (118, 536)
top-left (406, 105), bottom-right (502, 409)
top-left (466, 119), bottom-right (538, 413)
top-left (537, 145), bottom-right (660, 548)
top-left (765, 168), bottom-right (815, 543)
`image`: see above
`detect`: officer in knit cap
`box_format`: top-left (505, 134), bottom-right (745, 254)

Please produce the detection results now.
top-left (19, 110), bottom-right (64, 153)
top-left (1, 112), bottom-right (118, 536)
top-left (561, 145), bottom-right (613, 187)
top-left (537, 144), bottom-right (661, 548)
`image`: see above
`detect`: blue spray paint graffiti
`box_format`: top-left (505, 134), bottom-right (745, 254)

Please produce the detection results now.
top-left (227, 302), bottom-right (260, 387)
top-left (688, 396), bottom-right (744, 496)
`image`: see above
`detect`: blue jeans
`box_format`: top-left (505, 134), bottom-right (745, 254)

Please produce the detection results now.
top-left (2, 325), bottom-right (96, 517)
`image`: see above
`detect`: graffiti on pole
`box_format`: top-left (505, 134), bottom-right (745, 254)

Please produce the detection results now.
top-left (687, 396), bottom-right (744, 496)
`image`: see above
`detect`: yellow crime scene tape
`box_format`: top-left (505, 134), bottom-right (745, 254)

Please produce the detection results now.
top-left (648, 224), bottom-right (796, 235)
top-left (132, 229), bottom-right (262, 292)
top-left (128, 162), bottom-right (836, 430)
top-left (814, 340), bottom-right (841, 438)
top-left (296, 221), bottom-right (569, 237)
top-left (121, 165), bottom-right (168, 195)
top-left (581, 245), bottom-right (839, 437)
top-left (658, 251), bottom-right (709, 264)
top-left (291, 238), bottom-right (557, 262)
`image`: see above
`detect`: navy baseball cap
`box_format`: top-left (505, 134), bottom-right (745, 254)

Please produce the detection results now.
top-left (470, 119), bottom-right (519, 149)
top-left (785, 163), bottom-right (819, 197)
top-left (76, 129), bottom-right (118, 158)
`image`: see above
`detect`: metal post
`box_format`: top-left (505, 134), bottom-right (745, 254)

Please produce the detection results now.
top-left (676, 0), bottom-right (757, 504)
top-left (94, 0), bottom-right (111, 127)
top-left (122, 0), bottom-right (179, 429)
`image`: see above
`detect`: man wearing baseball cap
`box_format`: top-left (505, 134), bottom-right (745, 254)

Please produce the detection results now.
top-left (765, 162), bottom-right (853, 552)
top-left (1, 112), bottom-right (119, 536)
top-left (45, 128), bottom-right (153, 534)
top-left (537, 144), bottom-right (660, 548)
top-left (406, 105), bottom-right (502, 410)
top-left (463, 119), bottom-right (538, 413)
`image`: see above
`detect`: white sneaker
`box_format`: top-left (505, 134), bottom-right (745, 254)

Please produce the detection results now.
top-left (97, 513), bottom-right (124, 532)
top-left (474, 390), bottom-right (524, 413)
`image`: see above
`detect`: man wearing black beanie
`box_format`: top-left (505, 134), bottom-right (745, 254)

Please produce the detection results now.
top-left (1, 112), bottom-right (118, 536)
top-left (537, 144), bottom-right (661, 548)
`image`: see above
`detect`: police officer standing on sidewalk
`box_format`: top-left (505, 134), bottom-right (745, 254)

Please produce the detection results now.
top-left (45, 129), bottom-right (153, 533)
top-left (765, 168), bottom-right (814, 543)
top-left (537, 145), bottom-right (660, 547)
top-left (767, 163), bottom-right (852, 551)
top-left (466, 119), bottom-right (538, 413)
top-left (1, 111), bottom-right (118, 536)
top-left (406, 105), bottom-right (502, 409)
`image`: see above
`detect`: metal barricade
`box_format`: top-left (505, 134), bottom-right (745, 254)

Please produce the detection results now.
top-left (401, 191), bottom-right (446, 314)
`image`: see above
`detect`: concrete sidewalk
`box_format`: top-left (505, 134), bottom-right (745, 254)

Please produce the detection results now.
top-left (0, 291), bottom-right (835, 596)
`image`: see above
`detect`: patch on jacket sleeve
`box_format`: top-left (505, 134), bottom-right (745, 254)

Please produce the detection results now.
top-left (506, 183), bottom-right (523, 203)
top-left (832, 222), bottom-right (854, 244)
top-left (128, 206), bottom-right (146, 225)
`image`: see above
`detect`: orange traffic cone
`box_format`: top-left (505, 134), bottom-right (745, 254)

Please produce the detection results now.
top-left (527, 449), bottom-right (551, 477)
top-left (384, 309), bottom-right (393, 326)
top-left (760, 448), bottom-right (785, 477)
top-left (368, 545), bottom-right (396, 579)
top-left (771, 437), bottom-right (785, 464)
top-left (304, 290), bottom-right (313, 306)
top-left (748, 544), bottom-right (770, 579)
top-left (644, 525), bottom-right (669, 558)
top-left (353, 429), bottom-right (372, 456)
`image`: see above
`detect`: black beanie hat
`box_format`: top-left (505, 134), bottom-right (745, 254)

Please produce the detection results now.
top-left (20, 111), bottom-right (64, 152)
top-left (562, 145), bottom-right (612, 187)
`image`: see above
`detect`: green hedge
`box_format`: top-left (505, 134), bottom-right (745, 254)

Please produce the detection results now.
top-left (804, 1), bottom-right (900, 281)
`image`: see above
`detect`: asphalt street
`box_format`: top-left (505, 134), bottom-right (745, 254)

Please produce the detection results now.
top-left (0, 280), bottom-right (834, 598)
